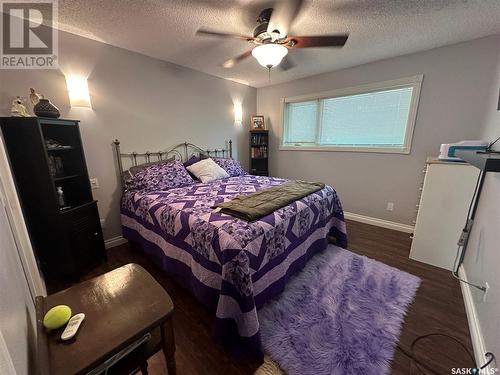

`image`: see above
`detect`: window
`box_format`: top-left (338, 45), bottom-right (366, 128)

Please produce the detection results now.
top-left (281, 75), bottom-right (423, 153)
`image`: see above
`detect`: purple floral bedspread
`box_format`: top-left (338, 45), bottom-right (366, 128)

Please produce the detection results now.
top-left (121, 175), bottom-right (347, 353)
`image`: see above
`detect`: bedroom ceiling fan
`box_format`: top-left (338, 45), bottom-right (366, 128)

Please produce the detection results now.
top-left (196, 0), bottom-right (349, 71)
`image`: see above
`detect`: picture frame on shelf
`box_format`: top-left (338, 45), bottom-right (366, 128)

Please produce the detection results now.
top-left (251, 115), bottom-right (265, 130)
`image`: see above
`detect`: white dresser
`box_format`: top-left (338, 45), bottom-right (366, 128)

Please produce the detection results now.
top-left (409, 158), bottom-right (480, 270)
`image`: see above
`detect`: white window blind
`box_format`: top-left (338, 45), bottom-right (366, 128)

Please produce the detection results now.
top-left (285, 100), bottom-right (318, 143)
top-left (281, 76), bottom-right (422, 153)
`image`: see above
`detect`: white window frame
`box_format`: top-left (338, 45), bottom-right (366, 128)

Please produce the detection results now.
top-left (280, 75), bottom-right (423, 154)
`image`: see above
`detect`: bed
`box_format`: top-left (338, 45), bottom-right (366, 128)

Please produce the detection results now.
top-left (114, 140), bottom-right (347, 353)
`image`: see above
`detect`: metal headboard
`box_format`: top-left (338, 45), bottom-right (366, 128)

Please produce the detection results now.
top-left (113, 139), bottom-right (233, 190)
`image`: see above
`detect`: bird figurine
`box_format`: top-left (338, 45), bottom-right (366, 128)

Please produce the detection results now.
top-left (11, 97), bottom-right (30, 117)
top-left (29, 88), bottom-right (43, 106)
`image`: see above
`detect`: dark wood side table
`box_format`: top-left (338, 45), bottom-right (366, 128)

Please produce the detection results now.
top-left (36, 263), bottom-right (176, 375)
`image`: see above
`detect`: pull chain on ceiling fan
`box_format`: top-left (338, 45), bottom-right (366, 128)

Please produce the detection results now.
top-left (195, 0), bottom-right (349, 72)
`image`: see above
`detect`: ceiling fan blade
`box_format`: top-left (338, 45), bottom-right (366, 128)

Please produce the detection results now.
top-left (279, 55), bottom-right (295, 71)
top-left (222, 50), bottom-right (253, 68)
top-left (287, 34), bottom-right (349, 48)
top-left (267, 0), bottom-right (304, 37)
top-left (196, 28), bottom-right (254, 41)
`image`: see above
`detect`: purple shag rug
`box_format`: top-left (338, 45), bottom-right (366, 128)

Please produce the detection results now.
top-left (258, 245), bottom-right (421, 375)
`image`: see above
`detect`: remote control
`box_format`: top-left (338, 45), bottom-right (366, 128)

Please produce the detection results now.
top-left (60, 313), bottom-right (85, 341)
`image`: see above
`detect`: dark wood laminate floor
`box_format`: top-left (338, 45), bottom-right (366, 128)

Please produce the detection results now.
top-left (53, 220), bottom-right (473, 374)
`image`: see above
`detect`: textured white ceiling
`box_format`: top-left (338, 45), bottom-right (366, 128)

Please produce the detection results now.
top-left (57, 0), bottom-right (500, 88)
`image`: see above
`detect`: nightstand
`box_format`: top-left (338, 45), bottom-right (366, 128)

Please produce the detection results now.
top-left (36, 263), bottom-right (176, 375)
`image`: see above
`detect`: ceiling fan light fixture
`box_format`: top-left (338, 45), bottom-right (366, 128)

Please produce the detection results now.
top-left (251, 44), bottom-right (288, 68)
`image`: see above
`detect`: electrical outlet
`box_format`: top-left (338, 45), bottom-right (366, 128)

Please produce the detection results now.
top-left (100, 218), bottom-right (105, 229)
top-left (90, 178), bottom-right (99, 189)
top-left (386, 202), bottom-right (394, 211)
top-left (483, 282), bottom-right (490, 302)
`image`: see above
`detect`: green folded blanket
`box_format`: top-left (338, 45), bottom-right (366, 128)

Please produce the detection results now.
top-left (214, 180), bottom-right (325, 222)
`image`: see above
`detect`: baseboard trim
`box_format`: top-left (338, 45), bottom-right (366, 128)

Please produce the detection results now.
top-left (344, 212), bottom-right (414, 233)
top-left (104, 236), bottom-right (128, 249)
top-left (458, 266), bottom-right (490, 370)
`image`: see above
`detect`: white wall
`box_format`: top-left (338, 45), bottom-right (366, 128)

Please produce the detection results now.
top-left (0, 31), bottom-right (257, 241)
top-left (0, 186), bottom-right (37, 375)
top-left (257, 35), bottom-right (500, 225)
top-left (463, 43), bottom-right (500, 365)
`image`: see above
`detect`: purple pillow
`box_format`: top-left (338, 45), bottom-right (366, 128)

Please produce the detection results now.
top-left (127, 159), bottom-right (194, 192)
top-left (213, 158), bottom-right (247, 177)
top-left (129, 157), bottom-right (175, 176)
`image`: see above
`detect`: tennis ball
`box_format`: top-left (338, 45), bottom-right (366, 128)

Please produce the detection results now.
top-left (43, 305), bottom-right (72, 330)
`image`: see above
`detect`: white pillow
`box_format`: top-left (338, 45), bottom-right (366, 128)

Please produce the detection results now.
top-left (186, 158), bottom-right (229, 183)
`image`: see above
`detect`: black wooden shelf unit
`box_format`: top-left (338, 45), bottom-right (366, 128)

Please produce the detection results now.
top-left (250, 129), bottom-right (269, 176)
top-left (0, 117), bottom-right (106, 280)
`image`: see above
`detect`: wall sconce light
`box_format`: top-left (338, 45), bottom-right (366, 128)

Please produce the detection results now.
top-left (65, 75), bottom-right (92, 108)
top-left (234, 102), bottom-right (243, 126)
